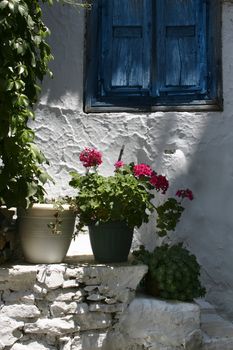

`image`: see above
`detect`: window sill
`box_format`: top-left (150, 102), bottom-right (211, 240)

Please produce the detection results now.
top-left (84, 99), bottom-right (223, 114)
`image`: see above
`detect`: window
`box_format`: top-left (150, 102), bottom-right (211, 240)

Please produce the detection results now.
top-left (85, 0), bottom-right (222, 112)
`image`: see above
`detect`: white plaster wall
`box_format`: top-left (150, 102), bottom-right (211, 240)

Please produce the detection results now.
top-left (33, 2), bottom-right (233, 318)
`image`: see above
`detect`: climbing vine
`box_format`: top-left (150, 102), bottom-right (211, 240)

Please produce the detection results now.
top-left (0, 0), bottom-right (53, 208)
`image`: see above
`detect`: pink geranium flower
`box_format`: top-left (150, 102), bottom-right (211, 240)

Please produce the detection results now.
top-left (114, 160), bottom-right (124, 169)
top-left (150, 172), bottom-right (169, 194)
top-left (176, 189), bottom-right (194, 200)
top-left (79, 147), bottom-right (102, 168)
top-left (133, 164), bottom-right (153, 178)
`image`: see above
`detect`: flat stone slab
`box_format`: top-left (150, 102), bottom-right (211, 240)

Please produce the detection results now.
top-left (106, 295), bottom-right (202, 350)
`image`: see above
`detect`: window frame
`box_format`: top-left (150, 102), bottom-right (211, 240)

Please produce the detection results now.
top-left (84, 0), bottom-right (223, 113)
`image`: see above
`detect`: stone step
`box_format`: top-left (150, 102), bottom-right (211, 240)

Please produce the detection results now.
top-left (110, 295), bottom-right (202, 350)
top-left (112, 296), bottom-right (233, 350)
top-left (196, 299), bottom-right (233, 350)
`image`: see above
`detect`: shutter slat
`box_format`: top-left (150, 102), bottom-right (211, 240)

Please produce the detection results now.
top-left (113, 0), bottom-right (142, 25)
top-left (156, 0), bottom-right (207, 96)
top-left (100, 0), bottom-right (151, 96)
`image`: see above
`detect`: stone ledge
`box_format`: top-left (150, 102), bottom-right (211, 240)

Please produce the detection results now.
top-left (0, 261), bottom-right (147, 349)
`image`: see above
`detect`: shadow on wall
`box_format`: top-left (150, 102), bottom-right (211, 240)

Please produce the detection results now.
top-left (127, 94), bottom-right (233, 319)
top-left (41, 2), bottom-right (84, 109)
top-left (173, 111), bottom-right (233, 319)
top-left (134, 106), bottom-right (233, 319)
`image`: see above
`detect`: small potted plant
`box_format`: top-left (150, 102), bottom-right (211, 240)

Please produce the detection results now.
top-left (69, 147), bottom-right (171, 263)
top-left (18, 197), bottom-right (76, 264)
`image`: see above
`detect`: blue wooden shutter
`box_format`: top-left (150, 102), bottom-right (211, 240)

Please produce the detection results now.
top-left (99, 0), bottom-right (152, 97)
top-left (155, 0), bottom-right (207, 97)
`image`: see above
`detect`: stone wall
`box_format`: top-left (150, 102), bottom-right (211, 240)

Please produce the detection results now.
top-left (0, 263), bottom-right (147, 349)
top-left (0, 262), bottom-right (206, 350)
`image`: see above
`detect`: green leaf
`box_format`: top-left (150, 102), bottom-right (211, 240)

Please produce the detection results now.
top-left (30, 144), bottom-right (47, 163)
top-left (34, 84), bottom-right (41, 94)
top-left (6, 80), bottom-right (14, 91)
top-left (18, 3), bottom-right (28, 16)
top-left (18, 64), bottom-right (26, 75)
top-left (8, 0), bottom-right (15, 11)
top-left (15, 80), bottom-right (25, 90)
top-left (33, 35), bottom-right (42, 46)
top-left (31, 52), bottom-right (36, 67)
top-left (20, 129), bottom-right (34, 143)
top-left (16, 94), bottom-right (29, 107)
top-left (0, 0), bottom-right (8, 10)
top-left (26, 15), bottom-right (35, 29)
top-left (27, 182), bottom-right (38, 197)
top-left (39, 171), bottom-right (49, 185)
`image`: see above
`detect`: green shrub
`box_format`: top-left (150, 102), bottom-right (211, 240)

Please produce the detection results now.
top-left (133, 244), bottom-right (206, 301)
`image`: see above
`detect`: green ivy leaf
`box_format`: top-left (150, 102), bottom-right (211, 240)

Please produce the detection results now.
top-left (26, 15), bottom-right (35, 29)
top-left (16, 94), bottom-right (29, 106)
top-left (39, 172), bottom-right (49, 185)
top-left (34, 36), bottom-right (42, 46)
top-left (0, 0), bottom-right (8, 10)
top-left (6, 80), bottom-right (14, 91)
top-left (27, 181), bottom-right (38, 197)
top-left (18, 3), bottom-right (28, 16)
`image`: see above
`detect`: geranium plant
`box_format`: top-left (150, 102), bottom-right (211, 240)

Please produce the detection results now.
top-left (69, 147), bottom-right (192, 235)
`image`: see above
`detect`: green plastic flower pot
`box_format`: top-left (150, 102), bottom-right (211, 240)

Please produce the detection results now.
top-left (88, 221), bottom-right (134, 263)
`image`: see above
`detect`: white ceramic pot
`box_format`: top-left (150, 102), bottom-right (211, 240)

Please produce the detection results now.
top-left (18, 204), bottom-right (76, 264)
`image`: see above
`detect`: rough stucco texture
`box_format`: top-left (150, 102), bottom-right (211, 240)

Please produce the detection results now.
top-left (33, 3), bottom-right (233, 318)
